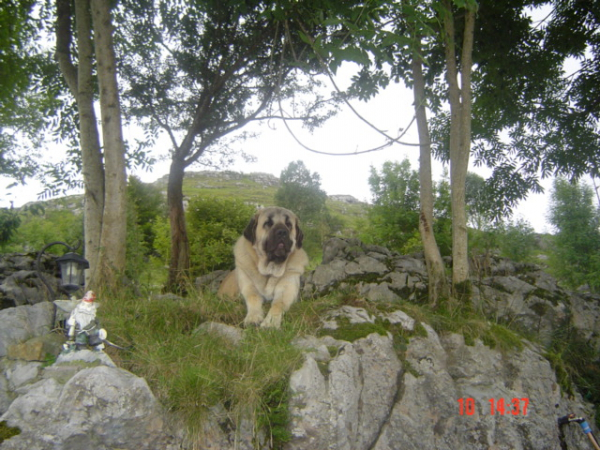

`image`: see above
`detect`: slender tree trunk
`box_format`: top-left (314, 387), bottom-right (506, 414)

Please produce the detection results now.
top-left (442, 0), bottom-right (476, 296)
top-left (55, 0), bottom-right (104, 286)
top-left (411, 50), bottom-right (449, 306)
top-left (167, 158), bottom-right (190, 291)
top-left (91, 0), bottom-right (128, 289)
top-left (75, 0), bottom-right (104, 286)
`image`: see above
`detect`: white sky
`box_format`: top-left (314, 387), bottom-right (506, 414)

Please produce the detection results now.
top-left (0, 66), bottom-right (555, 234)
top-left (0, 5), bottom-right (565, 234)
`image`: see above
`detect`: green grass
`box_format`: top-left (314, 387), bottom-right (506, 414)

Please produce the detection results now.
top-left (97, 280), bottom-right (534, 448)
top-left (101, 288), bottom-right (307, 447)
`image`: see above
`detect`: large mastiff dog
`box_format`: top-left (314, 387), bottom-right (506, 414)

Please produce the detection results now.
top-left (217, 207), bottom-right (308, 328)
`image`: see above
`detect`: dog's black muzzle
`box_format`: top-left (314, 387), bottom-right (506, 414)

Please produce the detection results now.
top-left (265, 223), bottom-right (293, 263)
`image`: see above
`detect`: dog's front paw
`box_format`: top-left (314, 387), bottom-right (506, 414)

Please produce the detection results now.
top-left (260, 311), bottom-right (282, 329)
top-left (244, 311), bottom-right (264, 327)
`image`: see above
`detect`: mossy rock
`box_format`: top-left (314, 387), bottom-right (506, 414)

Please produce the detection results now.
top-left (0, 422), bottom-right (20, 443)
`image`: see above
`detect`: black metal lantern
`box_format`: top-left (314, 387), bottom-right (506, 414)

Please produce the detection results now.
top-left (55, 252), bottom-right (90, 294)
top-left (36, 241), bottom-right (89, 299)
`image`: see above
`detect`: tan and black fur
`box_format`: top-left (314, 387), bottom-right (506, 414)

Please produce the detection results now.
top-left (217, 207), bottom-right (308, 328)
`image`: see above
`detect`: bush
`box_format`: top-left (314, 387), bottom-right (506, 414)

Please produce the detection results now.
top-left (186, 196), bottom-right (255, 275)
top-left (548, 178), bottom-right (600, 290)
top-left (275, 161), bottom-right (335, 260)
top-left (0, 207), bottom-right (21, 249)
top-left (127, 176), bottom-right (166, 255)
top-left (497, 218), bottom-right (537, 262)
top-left (3, 203), bottom-right (82, 253)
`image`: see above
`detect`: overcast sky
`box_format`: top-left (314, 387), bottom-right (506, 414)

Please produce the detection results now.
top-left (1, 69), bottom-right (555, 234)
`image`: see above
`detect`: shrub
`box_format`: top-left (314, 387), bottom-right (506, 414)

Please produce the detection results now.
top-left (186, 196), bottom-right (255, 275)
top-left (497, 218), bottom-right (537, 262)
top-left (3, 204), bottom-right (82, 253)
top-left (548, 178), bottom-right (600, 290)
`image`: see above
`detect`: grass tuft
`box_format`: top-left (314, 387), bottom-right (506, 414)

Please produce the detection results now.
top-left (96, 282), bottom-right (535, 447)
top-left (101, 288), bottom-right (304, 448)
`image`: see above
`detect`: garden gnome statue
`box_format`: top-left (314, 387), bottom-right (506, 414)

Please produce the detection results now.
top-left (63, 290), bottom-right (107, 352)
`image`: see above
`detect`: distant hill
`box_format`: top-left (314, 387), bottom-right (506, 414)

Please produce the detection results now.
top-left (168, 170), bottom-right (369, 234)
top-left (22, 170), bottom-right (370, 234)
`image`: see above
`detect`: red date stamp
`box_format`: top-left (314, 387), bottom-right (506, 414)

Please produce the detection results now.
top-left (458, 397), bottom-right (529, 416)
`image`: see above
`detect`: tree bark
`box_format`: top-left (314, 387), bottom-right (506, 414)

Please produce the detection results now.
top-left (167, 158), bottom-right (190, 291)
top-left (75, 0), bottom-right (105, 286)
top-left (442, 0), bottom-right (476, 296)
top-left (91, 0), bottom-right (128, 290)
top-left (55, 0), bottom-right (105, 286)
top-left (411, 49), bottom-right (449, 305)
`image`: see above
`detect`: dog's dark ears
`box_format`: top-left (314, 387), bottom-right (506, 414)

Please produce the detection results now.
top-left (295, 220), bottom-right (304, 249)
top-left (243, 214), bottom-right (259, 244)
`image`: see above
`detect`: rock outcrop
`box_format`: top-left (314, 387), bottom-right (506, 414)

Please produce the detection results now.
top-left (155, 170), bottom-right (281, 189)
top-left (0, 303), bottom-right (179, 450)
top-left (0, 302), bottom-right (55, 358)
top-left (0, 253), bottom-right (62, 309)
top-left (1, 362), bottom-right (179, 450)
top-left (303, 237), bottom-right (600, 351)
top-left (2, 238), bottom-right (600, 449)
top-left (328, 195), bottom-right (363, 204)
top-left (283, 305), bottom-right (594, 450)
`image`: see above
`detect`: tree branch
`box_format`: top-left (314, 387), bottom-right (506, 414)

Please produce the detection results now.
top-left (55, 0), bottom-right (78, 97)
top-left (294, 18), bottom-right (419, 148)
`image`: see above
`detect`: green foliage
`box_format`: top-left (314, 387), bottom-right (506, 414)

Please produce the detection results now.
top-left (369, 159), bottom-right (420, 210)
top-left (125, 177), bottom-right (169, 283)
top-left (363, 159), bottom-right (420, 252)
top-left (482, 324), bottom-right (524, 353)
top-left (545, 323), bottom-right (600, 427)
top-left (465, 172), bottom-right (490, 229)
top-left (0, 207), bottom-right (21, 248)
top-left (548, 178), bottom-right (600, 290)
top-left (151, 214), bottom-right (171, 261)
top-left (127, 176), bottom-right (166, 253)
top-left (124, 176), bottom-right (166, 281)
top-left (275, 161), bottom-right (327, 220)
top-left (470, 217), bottom-right (538, 263)
top-left (496, 218), bottom-right (537, 262)
top-left (0, 0), bottom-right (71, 186)
top-left (1, 201), bottom-right (82, 253)
top-left (275, 161), bottom-right (338, 258)
top-left (362, 159), bottom-right (453, 256)
top-left (468, 226), bottom-right (498, 259)
top-left (186, 196), bottom-right (255, 275)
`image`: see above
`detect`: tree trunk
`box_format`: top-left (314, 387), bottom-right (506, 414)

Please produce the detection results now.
top-left (442, 1), bottom-right (476, 296)
top-left (167, 158), bottom-right (190, 292)
top-left (75, 0), bottom-right (105, 286)
top-left (411, 50), bottom-right (449, 306)
top-left (91, 0), bottom-right (128, 290)
top-left (55, 0), bottom-right (104, 286)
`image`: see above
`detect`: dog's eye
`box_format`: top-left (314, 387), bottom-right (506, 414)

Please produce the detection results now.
top-left (285, 218), bottom-right (292, 229)
top-left (264, 219), bottom-right (273, 228)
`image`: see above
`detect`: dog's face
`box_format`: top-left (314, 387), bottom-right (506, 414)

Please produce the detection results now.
top-left (243, 207), bottom-right (304, 266)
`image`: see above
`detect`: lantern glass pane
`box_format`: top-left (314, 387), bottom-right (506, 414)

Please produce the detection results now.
top-left (59, 260), bottom-right (83, 290)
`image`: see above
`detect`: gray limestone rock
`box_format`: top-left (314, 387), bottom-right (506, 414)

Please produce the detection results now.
top-left (286, 322), bottom-right (595, 450)
top-left (0, 302), bottom-right (55, 357)
top-left (288, 333), bottom-right (402, 450)
top-left (0, 365), bottom-right (179, 450)
top-left (194, 321), bottom-right (244, 346)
